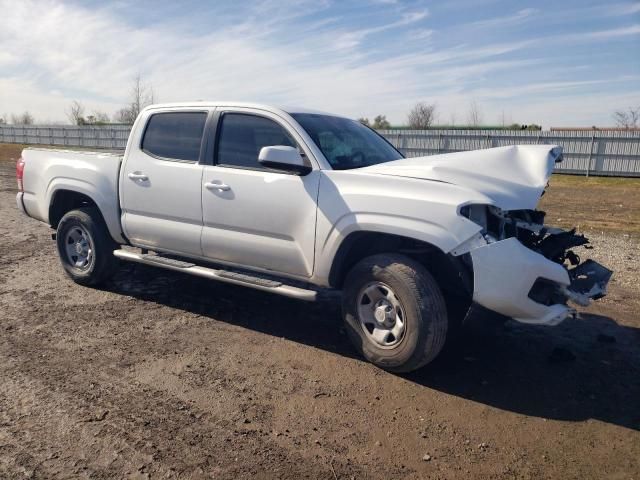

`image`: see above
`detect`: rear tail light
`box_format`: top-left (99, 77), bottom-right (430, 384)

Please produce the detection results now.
top-left (16, 156), bottom-right (25, 192)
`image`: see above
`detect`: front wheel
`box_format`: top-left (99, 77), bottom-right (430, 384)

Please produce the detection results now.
top-left (342, 254), bottom-right (448, 372)
top-left (56, 207), bottom-right (119, 286)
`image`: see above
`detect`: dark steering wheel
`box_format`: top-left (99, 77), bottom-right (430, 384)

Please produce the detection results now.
top-left (350, 151), bottom-right (366, 166)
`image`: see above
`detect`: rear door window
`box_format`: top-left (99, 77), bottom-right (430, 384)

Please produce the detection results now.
top-left (142, 112), bottom-right (207, 162)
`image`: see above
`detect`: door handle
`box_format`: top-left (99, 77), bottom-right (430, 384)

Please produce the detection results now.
top-left (204, 181), bottom-right (231, 191)
top-left (128, 172), bottom-right (148, 181)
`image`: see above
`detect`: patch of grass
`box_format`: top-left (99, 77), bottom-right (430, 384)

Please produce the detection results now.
top-left (542, 174), bottom-right (640, 234)
top-left (550, 174), bottom-right (640, 188)
top-left (0, 144), bottom-right (27, 162)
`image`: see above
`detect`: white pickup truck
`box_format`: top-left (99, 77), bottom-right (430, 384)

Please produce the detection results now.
top-left (15, 102), bottom-right (611, 372)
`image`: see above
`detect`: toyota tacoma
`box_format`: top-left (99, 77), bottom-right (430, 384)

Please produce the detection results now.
top-left (15, 102), bottom-right (612, 372)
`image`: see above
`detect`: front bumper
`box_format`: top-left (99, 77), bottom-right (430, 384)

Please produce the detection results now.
top-left (469, 237), bottom-right (611, 326)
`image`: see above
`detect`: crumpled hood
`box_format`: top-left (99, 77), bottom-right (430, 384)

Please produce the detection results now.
top-left (360, 145), bottom-right (563, 210)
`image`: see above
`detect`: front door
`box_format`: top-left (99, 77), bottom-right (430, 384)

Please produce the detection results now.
top-left (121, 110), bottom-right (207, 256)
top-left (201, 111), bottom-right (319, 277)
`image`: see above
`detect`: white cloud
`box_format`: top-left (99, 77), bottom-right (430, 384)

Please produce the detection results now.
top-left (0, 77), bottom-right (115, 124)
top-left (408, 29), bottom-right (434, 41)
top-left (331, 9), bottom-right (428, 50)
top-left (583, 24), bottom-right (640, 39)
top-left (583, 2), bottom-right (640, 17)
top-left (496, 91), bottom-right (640, 127)
top-left (0, 0), bottom-right (638, 127)
top-left (0, 0), bottom-right (432, 122)
top-left (469, 8), bottom-right (538, 28)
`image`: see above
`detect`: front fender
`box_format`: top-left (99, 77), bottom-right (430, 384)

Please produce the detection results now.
top-left (311, 171), bottom-right (488, 285)
top-left (322, 210), bottom-right (468, 255)
top-left (312, 212), bottom-right (479, 286)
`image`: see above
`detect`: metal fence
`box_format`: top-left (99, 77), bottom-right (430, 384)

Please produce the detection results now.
top-left (379, 129), bottom-right (640, 177)
top-left (0, 125), bottom-right (131, 149)
top-left (2, 124), bottom-right (640, 176)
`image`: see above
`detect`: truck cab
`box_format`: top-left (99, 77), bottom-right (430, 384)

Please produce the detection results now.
top-left (121, 104), bottom-right (324, 280)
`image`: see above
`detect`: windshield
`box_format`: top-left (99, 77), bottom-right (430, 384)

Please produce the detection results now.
top-left (291, 113), bottom-right (403, 170)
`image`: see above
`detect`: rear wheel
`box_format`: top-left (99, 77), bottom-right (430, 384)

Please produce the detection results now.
top-left (342, 253), bottom-right (448, 372)
top-left (56, 207), bottom-right (118, 286)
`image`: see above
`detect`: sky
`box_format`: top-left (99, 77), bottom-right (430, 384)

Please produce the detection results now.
top-left (0, 0), bottom-right (639, 127)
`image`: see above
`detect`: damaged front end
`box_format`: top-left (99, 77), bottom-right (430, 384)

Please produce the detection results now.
top-left (454, 204), bottom-right (612, 326)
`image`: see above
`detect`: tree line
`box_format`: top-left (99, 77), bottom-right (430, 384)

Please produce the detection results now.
top-left (360, 101), bottom-right (640, 130)
top-left (1, 80), bottom-right (638, 129)
top-left (65, 75), bottom-right (154, 126)
top-left (613, 107), bottom-right (640, 129)
top-left (365, 101), bottom-right (525, 130)
top-left (358, 101), bottom-right (540, 130)
top-left (0, 75), bottom-right (155, 126)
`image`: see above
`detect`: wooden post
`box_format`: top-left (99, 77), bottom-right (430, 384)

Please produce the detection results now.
top-left (586, 132), bottom-right (595, 178)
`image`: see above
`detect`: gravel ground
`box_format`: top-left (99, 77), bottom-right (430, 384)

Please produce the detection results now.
top-left (581, 233), bottom-right (638, 291)
top-left (0, 147), bottom-right (639, 479)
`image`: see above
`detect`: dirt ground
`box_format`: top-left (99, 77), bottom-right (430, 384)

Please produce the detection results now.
top-left (540, 174), bottom-right (640, 234)
top-left (0, 143), bottom-right (639, 479)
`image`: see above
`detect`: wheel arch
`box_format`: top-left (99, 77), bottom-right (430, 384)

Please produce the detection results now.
top-left (49, 189), bottom-right (101, 229)
top-left (328, 231), bottom-right (473, 296)
top-left (46, 184), bottom-right (125, 244)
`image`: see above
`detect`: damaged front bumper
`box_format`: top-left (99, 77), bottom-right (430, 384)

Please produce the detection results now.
top-left (468, 238), bottom-right (611, 325)
top-left (562, 259), bottom-right (612, 305)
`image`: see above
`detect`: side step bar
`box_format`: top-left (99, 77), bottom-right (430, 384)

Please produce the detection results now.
top-left (113, 250), bottom-right (317, 301)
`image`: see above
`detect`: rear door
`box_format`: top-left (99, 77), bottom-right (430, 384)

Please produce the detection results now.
top-left (200, 109), bottom-right (320, 277)
top-left (121, 110), bottom-right (208, 256)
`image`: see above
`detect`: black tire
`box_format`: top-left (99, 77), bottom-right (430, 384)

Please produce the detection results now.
top-left (342, 253), bottom-right (448, 373)
top-left (56, 207), bottom-right (119, 286)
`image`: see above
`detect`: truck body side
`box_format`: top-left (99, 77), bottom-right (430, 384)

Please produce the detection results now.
top-left (17, 148), bottom-right (125, 243)
top-left (15, 102), bottom-right (612, 357)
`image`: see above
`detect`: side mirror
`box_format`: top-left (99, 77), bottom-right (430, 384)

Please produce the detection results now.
top-left (258, 146), bottom-right (312, 175)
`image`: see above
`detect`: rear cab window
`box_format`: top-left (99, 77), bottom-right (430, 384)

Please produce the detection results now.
top-left (142, 112), bottom-right (207, 162)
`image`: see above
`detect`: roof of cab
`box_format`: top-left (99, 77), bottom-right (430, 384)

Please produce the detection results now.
top-left (143, 102), bottom-right (338, 117)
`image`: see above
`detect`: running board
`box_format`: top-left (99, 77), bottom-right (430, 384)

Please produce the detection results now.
top-left (113, 250), bottom-right (317, 301)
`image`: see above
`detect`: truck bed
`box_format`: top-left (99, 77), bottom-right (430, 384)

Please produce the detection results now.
top-left (19, 147), bottom-right (126, 243)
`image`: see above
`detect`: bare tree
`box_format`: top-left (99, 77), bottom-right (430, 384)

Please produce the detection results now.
top-left (613, 106), bottom-right (640, 128)
top-left (114, 108), bottom-right (131, 124)
top-left (467, 100), bottom-right (483, 127)
top-left (407, 102), bottom-right (436, 129)
top-left (371, 115), bottom-right (391, 129)
top-left (11, 111), bottom-right (34, 125)
top-left (89, 111), bottom-right (110, 124)
top-left (116, 74), bottom-right (155, 124)
top-left (66, 100), bottom-right (86, 125)
top-left (357, 117), bottom-right (370, 126)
